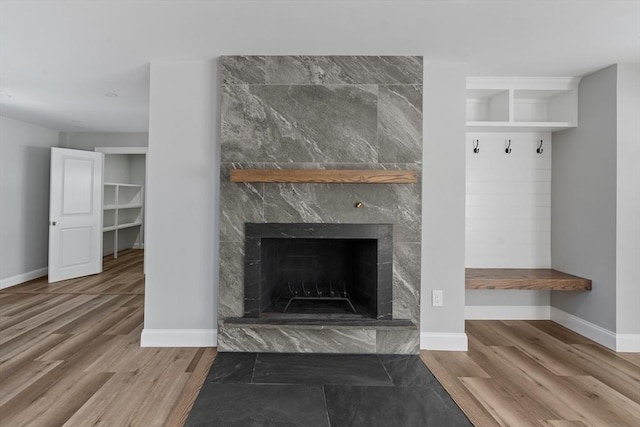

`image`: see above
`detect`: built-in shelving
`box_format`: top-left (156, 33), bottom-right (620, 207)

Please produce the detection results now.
top-left (230, 169), bottom-right (417, 184)
top-left (466, 77), bottom-right (580, 132)
top-left (103, 182), bottom-right (144, 258)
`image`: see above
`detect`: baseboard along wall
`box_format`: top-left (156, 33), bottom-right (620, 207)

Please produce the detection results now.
top-left (140, 328), bottom-right (218, 347)
top-left (464, 304), bottom-right (640, 353)
top-left (0, 267), bottom-right (47, 290)
top-left (420, 332), bottom-right (468, 351)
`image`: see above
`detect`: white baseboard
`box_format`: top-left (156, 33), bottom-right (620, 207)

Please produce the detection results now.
top-left (463, 305), bottom-right (639, 353)
top-left (132, 243), bottom-right (144, 249)
top-left (420, 332), bottom-right (468, 351)
top-left (466, 305), bottom-right (550, 320)
top-left (550, 307), bottom-right (617, 351)
top-left (616, 334), bottom-right (640, 352)
top-left (0, 267), bottom-right (48, 290)
top-left (140, 328), bottom-right (217, 347)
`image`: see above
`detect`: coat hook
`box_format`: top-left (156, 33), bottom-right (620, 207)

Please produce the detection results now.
top-left (537, 139), bottom-right (544, 154)
top-left (505, 139), bottom-right (512, 154)
top-left (473, 139), bottom-right (480, 153)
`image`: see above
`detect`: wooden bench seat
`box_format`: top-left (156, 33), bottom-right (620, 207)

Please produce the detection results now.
top-left (465, 268), bottom-right (592, 291)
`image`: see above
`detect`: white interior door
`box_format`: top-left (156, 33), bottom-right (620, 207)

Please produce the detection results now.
top-left (48, 148), bottom-right (104, 283)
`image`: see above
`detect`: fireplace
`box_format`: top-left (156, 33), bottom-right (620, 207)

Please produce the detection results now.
top-left (244, 223), bottom-right (392, 320)
top-left (218, 56), bottom-right (422, 354)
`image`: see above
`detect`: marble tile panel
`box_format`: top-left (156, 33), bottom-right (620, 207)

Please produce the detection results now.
top-left (265, 56), bottom-right (423, 85)
top-left (185, 383), bottom-right (329, 427)
top-left (263, 182), bottom-right (421, 243)
top-left (218, 56), bottom-right (423, 354)
top-left (252, 353), bottom-right (393, 386)
top-left (219, 163), bottom-right (264, 243)
top-left (205, 352), bottom-right (256, 384)
top-left (376, 328), bottom-right (420, 354)
top-left (221, 84), bottom-right (378, 163)
top-left (324, 385), bottom-right (472, 427)
top-left (221, 56), bottom-right (266, 85)
top-left (393, 242), bottom-right (421, 322)
top-left (378, 355), bottom-right (439, 387)
top-left (378, 84), bottom-right (423, 163)
top-left (220, 84), bottom-right (270, 163)
top-left (217, 242), bottom-right (245, 320)
top-left (218, 325), bottom-right (376, 353)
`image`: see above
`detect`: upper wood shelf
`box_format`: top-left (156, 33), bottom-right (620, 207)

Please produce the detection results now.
top-left (230, 169), bottom-right (417, 184)
top-left (465, 268), bottom-right (592, 291)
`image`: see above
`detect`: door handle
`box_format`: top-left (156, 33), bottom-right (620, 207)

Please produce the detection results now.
top-left (50, 221), bottom-right (57, 226)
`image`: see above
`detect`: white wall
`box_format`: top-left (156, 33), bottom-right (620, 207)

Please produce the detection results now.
top-left (104, 154), bottom-right (131, 183)
top-left (130, 155), bottom-right (146, 186)
top-left (142, 59), bottom-right (218, 346)
top-left (552, 66), bottom-right (618, 333)
top-left (465, 132), bottom-right (552, 311)
top-left (60, 132), bottom-right (148, 149)
top-left (0, 116), bottom-right (59, 288)
top-left (421, 62), bottom-right (468, 350)
top-left (615, 63), bottom-right (640, 336)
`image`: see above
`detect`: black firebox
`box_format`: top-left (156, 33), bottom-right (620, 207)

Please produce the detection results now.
top-left (244, 223), bottom-right (392, 320)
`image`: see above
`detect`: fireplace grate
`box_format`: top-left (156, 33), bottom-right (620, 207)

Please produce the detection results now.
top-left (280, 281), bottom-right (357, 313)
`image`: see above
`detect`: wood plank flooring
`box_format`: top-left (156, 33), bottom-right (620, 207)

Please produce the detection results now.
top-left (2, 251), bottom-right (638, 426)
top-left (421, 320), bottom-right (640, 427)
top-left (0, 250), bottom-right (216, 427)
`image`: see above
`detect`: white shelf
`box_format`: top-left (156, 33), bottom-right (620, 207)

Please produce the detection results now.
top-left (104, 182), bottom-right (142, 188)
top-left (466, 121), bottom-right (576, 133)
top-left (103, 222), bottom-right (142, 232)
top-left (466, 77), bottom-right (580, 132)
top-left (103, 182), bottom-right (144, 258)
top-left (117, 221), bottom-right (143, 230)
top-left (117, 203), bottom-right (143, 210)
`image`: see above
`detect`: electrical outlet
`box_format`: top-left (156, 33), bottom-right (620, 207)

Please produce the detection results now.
top-left (432, 290), bottom-right (443, 307)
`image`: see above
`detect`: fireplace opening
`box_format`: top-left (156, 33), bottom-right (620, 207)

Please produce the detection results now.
top-left (260, 238), bottom-right (377, 318)
top-left (244, 223), bottom-right (392, 320)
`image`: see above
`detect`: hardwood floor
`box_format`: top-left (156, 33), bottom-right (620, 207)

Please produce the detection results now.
top-left (0, 250), bottom-right (216, 427)
top-left (2, 251), bottom-right (638, 426)
top-left (421, 320), bottom-right (640, 427)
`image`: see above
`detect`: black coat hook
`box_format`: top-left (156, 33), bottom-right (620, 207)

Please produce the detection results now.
top-left (537, 139), bottom-right (544, 154)
top-left (505, 139), bottom-right (512, 154)
top-left (473, 139), bottom-right (480, 153)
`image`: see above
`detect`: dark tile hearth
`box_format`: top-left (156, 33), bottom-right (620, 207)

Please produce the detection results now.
top-left (252, 353), bottom-right (392, 386)
top-left (186, 352), bottom-right (471, 427)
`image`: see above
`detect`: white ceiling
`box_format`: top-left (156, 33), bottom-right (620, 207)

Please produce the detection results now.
top-left (1, 0), bottom-right (638, 132)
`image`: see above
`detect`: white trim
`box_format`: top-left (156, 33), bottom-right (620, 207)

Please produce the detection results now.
top-left (140, 328), bottom-right (217, 347)
top-left (420, 332), bottom-right (468, 351)
top-left (550, 307), bottom-right (617, 351)
top-left (465, 305), bottom-right (550, 320)
top-left (94, 146), bottom-right (148, 154)
top-left (0, 267), bottom-right (48, 290)
top-left (617, 334), bottom-right (640, 353)
top-left (132, 243), bottom-right (144, 249)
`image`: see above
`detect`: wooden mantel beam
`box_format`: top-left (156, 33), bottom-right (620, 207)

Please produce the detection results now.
top-left (230, 169), bottom-right (418, 184)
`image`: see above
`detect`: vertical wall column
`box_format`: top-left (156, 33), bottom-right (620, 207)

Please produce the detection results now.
top-left (142, 59), bottom-right (220, 346)
top-left (421, 62), bottom-right (468, 350)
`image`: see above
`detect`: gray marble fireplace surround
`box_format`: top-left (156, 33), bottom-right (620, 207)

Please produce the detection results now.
top-left (218, 56), bottom-right (423, 354)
